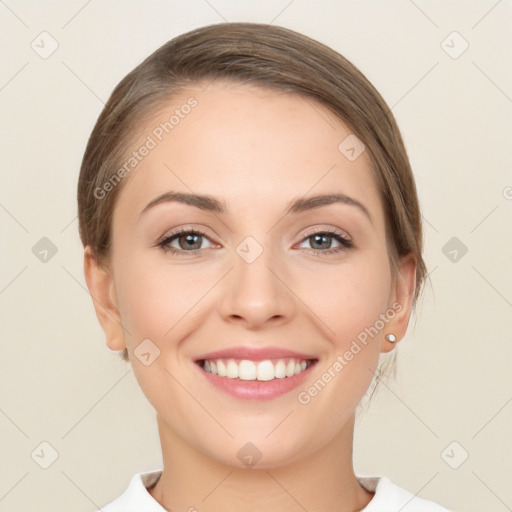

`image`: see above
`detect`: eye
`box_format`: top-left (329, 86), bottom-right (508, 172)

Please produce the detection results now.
top-left (156, 228), bottom-right (353, 257)
top-left (298, 229), bottom-right (353, 255)
top-left (157, 228), bottom-right (214, 255)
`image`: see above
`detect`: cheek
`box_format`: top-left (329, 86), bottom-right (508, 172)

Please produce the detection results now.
top-left (112, 260), bottom-right (205, 409)
top-left (292, 254), bottom-right (392, 426)
top-left (296, 251), bottom-right (392, 398)
top-left (304, 251), bottom-right (393, 345)
top-left (115, 241), bottom-right (393, 356)
top-left (113, 253), bottom-right (222, 356)
top-left (116, 268), bottom-right (191, 343)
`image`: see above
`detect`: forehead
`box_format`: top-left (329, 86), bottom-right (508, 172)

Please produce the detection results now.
top-left (113, 81), bottom-right (383, 226)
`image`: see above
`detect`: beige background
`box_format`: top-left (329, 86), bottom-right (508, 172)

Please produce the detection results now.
top-left (1, 1), bottom-right (511, 511)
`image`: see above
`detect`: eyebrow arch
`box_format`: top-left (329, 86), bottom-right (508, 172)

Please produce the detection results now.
top-left (139, 191), bottom-right (372, 223)
top-left (284, 193), bottom-right (372, 223)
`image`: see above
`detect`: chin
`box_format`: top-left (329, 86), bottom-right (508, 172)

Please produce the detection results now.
top-left (202, 434), bottom-right (319, 471)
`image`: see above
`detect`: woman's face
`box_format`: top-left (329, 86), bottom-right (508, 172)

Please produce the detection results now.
top-left (87, 81), bottom-right (415, 468)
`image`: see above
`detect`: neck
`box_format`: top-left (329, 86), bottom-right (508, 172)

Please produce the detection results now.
top-left (148, 413), bottom-right (374, 512)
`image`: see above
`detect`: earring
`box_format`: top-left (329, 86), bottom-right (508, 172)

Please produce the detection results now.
top-left (385, 333), bottom-right (397, 343)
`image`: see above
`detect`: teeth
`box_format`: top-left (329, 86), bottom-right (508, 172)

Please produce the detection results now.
top-left (226, 360), bottom-right (238, 378)
top-left (200, 358), bottom-right (312, 381)
top-left (217, 360), bottom-right (226, 377)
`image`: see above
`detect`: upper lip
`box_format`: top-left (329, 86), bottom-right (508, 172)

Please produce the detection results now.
top-left (194, 346), bottom-right (318, 362)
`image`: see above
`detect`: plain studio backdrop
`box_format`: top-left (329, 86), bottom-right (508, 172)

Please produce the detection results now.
top-left (1, 1), bottom-right (511, 511)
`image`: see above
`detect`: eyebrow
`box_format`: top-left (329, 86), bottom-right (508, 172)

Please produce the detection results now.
top-left (139, 191), bottom-right (372, 223)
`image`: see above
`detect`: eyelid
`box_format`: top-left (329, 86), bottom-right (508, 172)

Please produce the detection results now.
top-left (156, 225), bottom-right (354, 256)
top-left (299, 225), bottom-right (352, 243)
top-left (157, 225), bottom-right (351, 245)
top-left (295, 226), bottom-right (354, 255)
top-left (157, 225), bottom-right (218, 243)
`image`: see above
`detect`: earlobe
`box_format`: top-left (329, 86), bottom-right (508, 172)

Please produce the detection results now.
top-left (380, 254), bottom-right (417, 354)
top-left (83, 246), bottom-right (127, 352)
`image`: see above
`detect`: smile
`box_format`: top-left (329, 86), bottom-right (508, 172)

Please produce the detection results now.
top-left (195, 357), bottom-right (318, 400)
top-left (200, 357), bottom-right (314, 381)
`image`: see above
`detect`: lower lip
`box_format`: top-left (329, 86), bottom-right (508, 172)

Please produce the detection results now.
top-left (195, 361), bottom-right (317, 400)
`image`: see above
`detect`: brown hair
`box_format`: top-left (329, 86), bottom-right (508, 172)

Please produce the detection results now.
top-left (78, 22), bottom-right (427, 364)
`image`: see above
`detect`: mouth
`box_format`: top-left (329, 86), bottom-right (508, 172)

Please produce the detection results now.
top-left (194, 356), bottom-right (319, 400)
top-left (196, 357), bottom-right (317, 381)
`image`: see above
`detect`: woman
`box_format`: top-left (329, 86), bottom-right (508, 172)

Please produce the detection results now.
top-left (79, 22), bottom-right (451, 511)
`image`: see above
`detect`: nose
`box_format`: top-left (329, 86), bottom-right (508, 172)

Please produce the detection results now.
top-left (218, 242), bottom-right (296, 330)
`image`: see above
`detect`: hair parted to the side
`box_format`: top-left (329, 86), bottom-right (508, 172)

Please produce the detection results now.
top-left (78, 22), bottom-right (427, 365)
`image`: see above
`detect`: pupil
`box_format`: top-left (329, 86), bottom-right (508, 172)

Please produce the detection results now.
top-left (182, 234), bottom-right (200, 249)
top-left (313, 234), bottom-right (330, 249)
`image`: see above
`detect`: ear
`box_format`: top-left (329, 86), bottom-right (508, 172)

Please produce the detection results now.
top-left (83, 246), bottom-right (127, 352)
top-left (380, 253), bottom-right (417, 353)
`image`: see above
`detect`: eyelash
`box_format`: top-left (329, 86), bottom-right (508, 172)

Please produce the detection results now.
top-left (156, 227), bottom-right (353, 257)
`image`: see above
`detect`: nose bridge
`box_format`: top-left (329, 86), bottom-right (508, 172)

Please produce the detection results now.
top-left (219, 234), bottom-right (294, 327)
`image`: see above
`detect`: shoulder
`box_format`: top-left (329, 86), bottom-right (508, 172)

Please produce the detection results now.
top-left (93, 470), bottom-right (165, 512)
top-left (357, 475), bottom-right (452, 511)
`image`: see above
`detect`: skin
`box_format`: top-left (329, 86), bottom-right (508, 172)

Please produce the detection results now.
top-left (84, 81), bottom-right (416, 512)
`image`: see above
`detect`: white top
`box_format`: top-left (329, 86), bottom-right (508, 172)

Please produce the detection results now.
top-left (96, 470), bottom-right (451, 511)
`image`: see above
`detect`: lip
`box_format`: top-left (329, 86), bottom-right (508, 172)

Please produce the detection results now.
top-left (195, 361), bottom-right (317, 400)
top-left (194, 346), bottom-right (317, 362)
